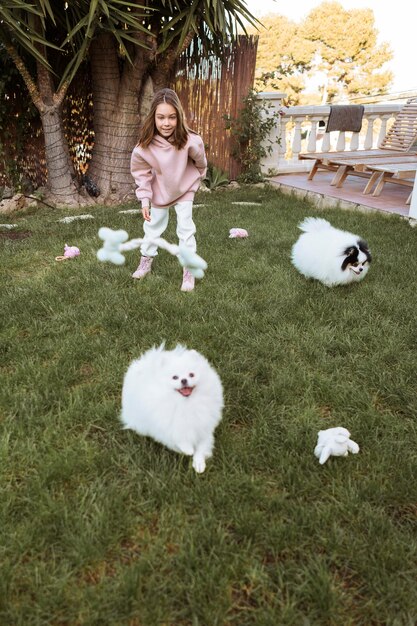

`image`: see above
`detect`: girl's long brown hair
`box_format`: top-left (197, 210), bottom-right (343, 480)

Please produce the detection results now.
top-left (137, 88), bottom-right (191, 149)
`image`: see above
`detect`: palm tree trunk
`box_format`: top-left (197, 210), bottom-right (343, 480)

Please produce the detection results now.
top-left (150, 32), bottom-right (195, 90)
top-left (88, 34), bottom-right (149, 202)
top-left (5, 42), bottom-right (84, 207)
top-left (88, 33), bottom-right (193, 203)
top-left (40, 106), bottom-right (81, 206)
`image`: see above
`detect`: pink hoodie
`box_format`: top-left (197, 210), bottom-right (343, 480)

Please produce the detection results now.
top-left (130, 132), bottom-right (207, 209)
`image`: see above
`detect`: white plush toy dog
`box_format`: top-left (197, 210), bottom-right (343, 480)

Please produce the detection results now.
top-left (120, 344), bottom-right (224, 473)
top-left (314, 427), bottom-right (360, 465)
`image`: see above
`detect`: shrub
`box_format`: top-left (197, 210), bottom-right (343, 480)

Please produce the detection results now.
top-left (224, 89), bottom-right (280, 184)
top-left (204, 163), bottom-right (229, 190)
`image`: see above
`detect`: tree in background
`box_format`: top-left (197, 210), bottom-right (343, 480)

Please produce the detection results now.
top-left (300, 1), bottom-right (393, 103)
top-left (249, 14), bottom-right (315, 105)
top-left (251, 1), bottom-right (393, 105)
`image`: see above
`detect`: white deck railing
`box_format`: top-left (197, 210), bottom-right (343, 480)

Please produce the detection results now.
top-left (257, 92), bottom-right (403, 175)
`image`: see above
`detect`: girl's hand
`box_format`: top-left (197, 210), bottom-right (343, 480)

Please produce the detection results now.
top-left (142, 206), bottom-right (151, 222)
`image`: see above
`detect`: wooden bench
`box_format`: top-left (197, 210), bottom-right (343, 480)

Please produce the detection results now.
top-left (362, 162), bottom-right (417, 204)
top-left (328, 155), bottom-right (417, 188)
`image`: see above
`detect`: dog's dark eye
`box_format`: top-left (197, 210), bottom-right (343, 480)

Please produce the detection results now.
top-left (352, 262), bottom-right (359, 267)
top-left (189, 373), bottom-right (195, 378)
top-left (172, 375), bottom-right (178, 380)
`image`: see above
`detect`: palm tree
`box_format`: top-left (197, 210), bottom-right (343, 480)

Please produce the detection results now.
top-left (0, 1), bottom-right (258, 206)
top-left (0, 1), bottom-right (82, 205)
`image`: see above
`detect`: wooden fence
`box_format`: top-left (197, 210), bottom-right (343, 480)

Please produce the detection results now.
top-left (0, 35), bottom-right (258, 187)
top-left (172, 35), bottom-right (259, 179)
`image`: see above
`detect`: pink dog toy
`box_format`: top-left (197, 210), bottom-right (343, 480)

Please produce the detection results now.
top-left (55, 244), bottom-right (80, 261)
top-left (229, 228), bottom-right (248, 238)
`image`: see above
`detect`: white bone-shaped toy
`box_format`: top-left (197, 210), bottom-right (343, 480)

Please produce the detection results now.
top-left (314, 427), bottom-right (360, 465)
top-left (97, 227), bottom-right (207, 278)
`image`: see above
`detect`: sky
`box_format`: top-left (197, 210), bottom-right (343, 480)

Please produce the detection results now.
top-left (244, 0), bottom-right (416, 95)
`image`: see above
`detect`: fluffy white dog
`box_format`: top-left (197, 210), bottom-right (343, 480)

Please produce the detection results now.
top-left (120, 344), bottom-right (224, 473)
top-left (291, 217), bottom-right (372, 286)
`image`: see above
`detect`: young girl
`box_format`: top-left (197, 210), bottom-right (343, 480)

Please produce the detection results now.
top-left (130, 88), bottom-right (207, 292)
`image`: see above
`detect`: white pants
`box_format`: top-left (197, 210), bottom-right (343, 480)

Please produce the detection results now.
top-left (140, 201), bottom-right (196, 257)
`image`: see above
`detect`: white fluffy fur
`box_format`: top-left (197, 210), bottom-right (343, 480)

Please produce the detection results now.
top-left (291, 217), bottom-right (370, 286)
top-left (121, 344), bottom-right (224, 473)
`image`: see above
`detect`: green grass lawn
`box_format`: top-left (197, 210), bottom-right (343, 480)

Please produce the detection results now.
top-left (1, 187), bottom-right (417, 626)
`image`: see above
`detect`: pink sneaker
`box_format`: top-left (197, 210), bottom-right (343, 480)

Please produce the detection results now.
top-left (132, 256), bottom-right (153, 279)
top-left (181, 269), bottom-right (195, 292)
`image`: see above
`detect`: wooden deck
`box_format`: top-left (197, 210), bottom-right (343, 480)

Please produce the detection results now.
top-left (269, 170), bottom-right (414, 219)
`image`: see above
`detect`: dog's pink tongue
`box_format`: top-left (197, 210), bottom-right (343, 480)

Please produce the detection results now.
top-left (178, 387), bottom-right (193, 397)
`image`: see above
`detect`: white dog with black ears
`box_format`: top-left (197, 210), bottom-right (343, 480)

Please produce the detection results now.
top-left (291, 217), bottom-right (372, 286)
top-left (120, 344), bottom-right (224, 473)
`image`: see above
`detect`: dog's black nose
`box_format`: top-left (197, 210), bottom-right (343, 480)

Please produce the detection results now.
top-left (359, 267), bottom-right (363, 272)
top-left (181, 378), bottom-right (188, 386)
